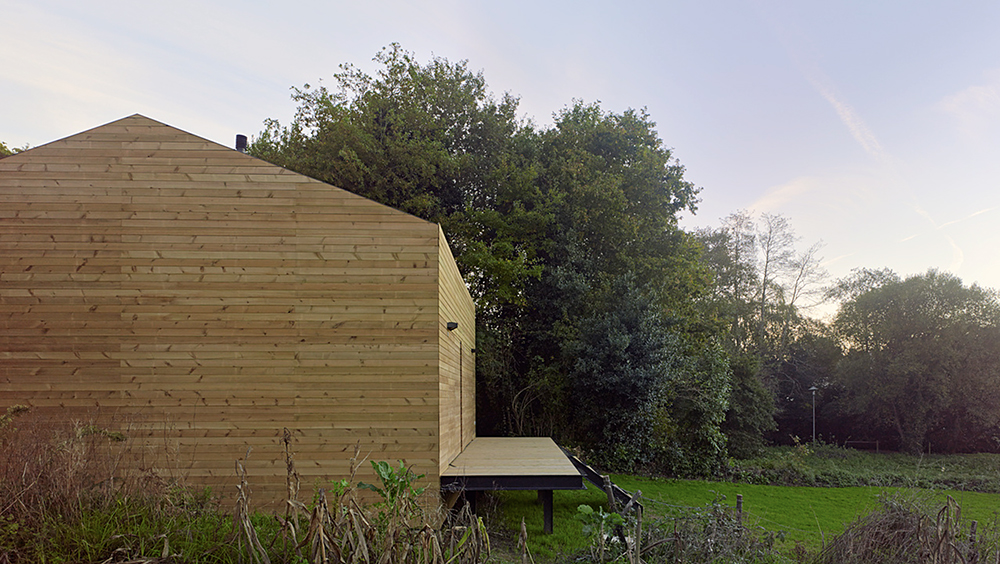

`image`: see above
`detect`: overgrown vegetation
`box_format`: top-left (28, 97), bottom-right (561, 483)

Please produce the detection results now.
top-left (495, 484), bottom-right (786, 563)
top-left (9, 405), bottom-right (1000, 563)
top-left (730, 443), bottom-right (1000, 492)
top-left (0, 409), bottom-right (488, 564)
top-left (815, 494), bottom-right (1000, 564)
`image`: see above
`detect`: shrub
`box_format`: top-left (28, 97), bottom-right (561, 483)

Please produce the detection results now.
top-left (815, 493), bottom-right (995, 564)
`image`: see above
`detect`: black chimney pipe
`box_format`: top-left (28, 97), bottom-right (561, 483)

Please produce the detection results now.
top-left (235, 134), bottom-right (248, 152)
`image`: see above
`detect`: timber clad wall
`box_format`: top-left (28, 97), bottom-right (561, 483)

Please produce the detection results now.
top-left (437, 227), bottom-right (476, 474)
top-left (0, 115), bottom-right (475, 506)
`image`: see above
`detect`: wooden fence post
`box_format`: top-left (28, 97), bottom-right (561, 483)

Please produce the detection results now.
top-left (736, 494), bottom-right (743, 525)
top-left (602, 475), bottom-right (618, 513)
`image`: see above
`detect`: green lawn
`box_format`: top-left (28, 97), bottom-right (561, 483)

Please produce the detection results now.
top-left (495, 448), bottom-right (1000, 559)
top-left (495, 477), bottom-right (1000, 559)
top-left (612, 475), bottom-right (1000, 552)
top-left (493, 483), bottom-right (609, 560)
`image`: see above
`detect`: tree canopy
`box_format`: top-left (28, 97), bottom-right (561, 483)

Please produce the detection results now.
top-left (250, 44), bottom-right (1000, 469)
top-left (251, 45), bottom-right (729, 473)
top-left (833, 269), bottom-right (1000, 453)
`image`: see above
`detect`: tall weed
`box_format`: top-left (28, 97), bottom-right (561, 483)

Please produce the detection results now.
top-left (0, 412), bottom-right (490, 564)
top-left (815, 493), bottom-right (1000, 564)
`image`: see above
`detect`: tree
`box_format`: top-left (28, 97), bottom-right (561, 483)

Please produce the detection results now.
top-left (250, 44), bottom-right (547, 320)
top-left (565, 274), bottom-right (731, 474)
top-left (0, 141), bottom-right (25, 157)
top-left (755, 213), bottom-right (797, 355)
top-left (833, 269), bottom-right (1000, 453)
top-left (506, 102), bottom-right (716, 453)
top-left (769, 321), bottom-right (842, 444)
top-left (696, 211), bottom-right (827, 361)
top-left (721, 354), bottom-right (775, 457)
top-left (252, 47), bottom-right (726, 473)
top-left (695, 211), bottom-right (829, 453)
top-left (695, 211), bottom-right (758, 353)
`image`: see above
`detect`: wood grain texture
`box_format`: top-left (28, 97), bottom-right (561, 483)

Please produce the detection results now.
top-left (441, 437), bottom-right (580, 477)
top-left (436, 227), bottom-right (477, 473)
top-left (0, 114), bottom-right (476, 508)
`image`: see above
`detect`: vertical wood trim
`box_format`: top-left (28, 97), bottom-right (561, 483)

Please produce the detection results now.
top-left (436, 227), bottom-right (476, 473)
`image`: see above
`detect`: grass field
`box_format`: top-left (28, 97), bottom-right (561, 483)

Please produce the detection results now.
top-left (496, 447), bottom-right (1000, 559)
top-left (613, 476), bottom-right (1000, 552)
top-left (491, 483), bottom-right (609, 560)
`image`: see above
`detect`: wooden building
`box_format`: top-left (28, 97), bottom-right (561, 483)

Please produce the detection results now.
top-left (0, 114), bottom-right (479, 506)
top-left (1, 115), bottom-right (588, 527)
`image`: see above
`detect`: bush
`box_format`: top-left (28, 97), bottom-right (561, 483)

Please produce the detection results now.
top-left (815, 493), bottom-right (996, 564)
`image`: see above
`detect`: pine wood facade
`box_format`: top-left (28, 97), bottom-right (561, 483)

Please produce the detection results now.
top-left (0, 115), bottom-right (476, 506)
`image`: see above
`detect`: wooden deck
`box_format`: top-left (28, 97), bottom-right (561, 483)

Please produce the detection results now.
top-left (440, 437), bottom-right (584, 492)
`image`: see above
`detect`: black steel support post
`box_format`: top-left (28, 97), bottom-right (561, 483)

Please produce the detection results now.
top-left (540, 490), bottom-right (554, 534)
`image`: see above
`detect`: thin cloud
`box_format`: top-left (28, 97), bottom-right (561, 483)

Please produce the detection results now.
top-left (912, 205), bottom-right (996, 230)
top-left (748, 177), bottom-right (816, 212)
top-left (938, 207), bottom-right (997, 229)
top-left (805, 70), bottom-right (886, 161)
top-left (821, 253), bottom-right (855, 268)
top-left (945, 234), bottom-right (965, 272)
top-left (751, 4), bottom-right (888, 162)
top-left (938, 70), bottom-right (1000, 136)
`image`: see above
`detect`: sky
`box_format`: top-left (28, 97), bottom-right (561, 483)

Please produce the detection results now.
top-left (4, 0), bottom-right (1000, 317)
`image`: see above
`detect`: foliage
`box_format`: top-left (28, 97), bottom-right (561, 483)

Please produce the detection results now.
top-left (832, 269), bottom-right (1000, 454)
top-left (358, 460), bottom-right (427, 521)
top-left (493, 483), bottom-right (609, 560)
top-left (768, 325), bottom-right (841, 445)
top-left (730, 444), bottom-right (1000, 492)
top-left (695, 210), bottom-right (827, 362)
top-left (615, 468), bottom-right (1000, 557)
top-left (575, 504), bottom-right (626, 562)
top-left (0, 407), bottom-right (144, 533)
top-left (0, 404), bottom-right (29, 430)
top-left (814, 494), bottom-right (999, 564)
top-left (723, 355), bottom-right (777, 459)
top-left (0, 409), bottom-right (239, 563)
top-left (0, 141), bottom-right (27, 157)
top-left (1, 417), bottom-right (490, 564)
top-left (694, 211), bottom-right (831, 458)
top-left (249, 43), bottom-right (543, 321)
top-left (640, 496), bottom-right (784, 564)
top-left (252, 46), bottom-right (724, 474)
top-left (565, 275), bottom-right (729, 474)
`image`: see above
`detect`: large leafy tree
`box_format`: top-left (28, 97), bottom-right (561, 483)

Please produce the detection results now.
top-left (251, 44), bottom-right (547, 318)
top-left (505, 103), bottom-right (727, 471)
top-left (833, 269), bottom-right (1000, 453)
top-left (252, 46), bottom-right (727, 473)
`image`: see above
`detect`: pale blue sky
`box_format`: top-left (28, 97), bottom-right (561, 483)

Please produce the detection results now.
top-left (4, 1), bottom-right (1000, 310)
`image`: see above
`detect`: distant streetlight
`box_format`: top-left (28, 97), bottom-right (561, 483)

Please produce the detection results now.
top-left (809, 386), bottom-right (819, 444)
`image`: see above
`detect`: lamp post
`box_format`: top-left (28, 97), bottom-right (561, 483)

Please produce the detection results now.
top-left (809, 386), bottom-right (819, 444)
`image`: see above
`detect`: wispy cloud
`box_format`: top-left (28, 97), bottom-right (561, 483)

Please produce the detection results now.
top-left (912, 205), bottom-right (996, 231)
top-left (748, 177), bottom-right (816, 213)
top-left (945, 234), bottom-right (965, 272)
top-left (938, 70), bottom-right (1000, 136)
top-left (938, 207), bottom-right (997, 229)
top-left (904, 205), bottom-right (994, 274)
top-left (821, 253), bottom-right (855, 268)
top-left (804, 70), bottom-right (886, 161)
